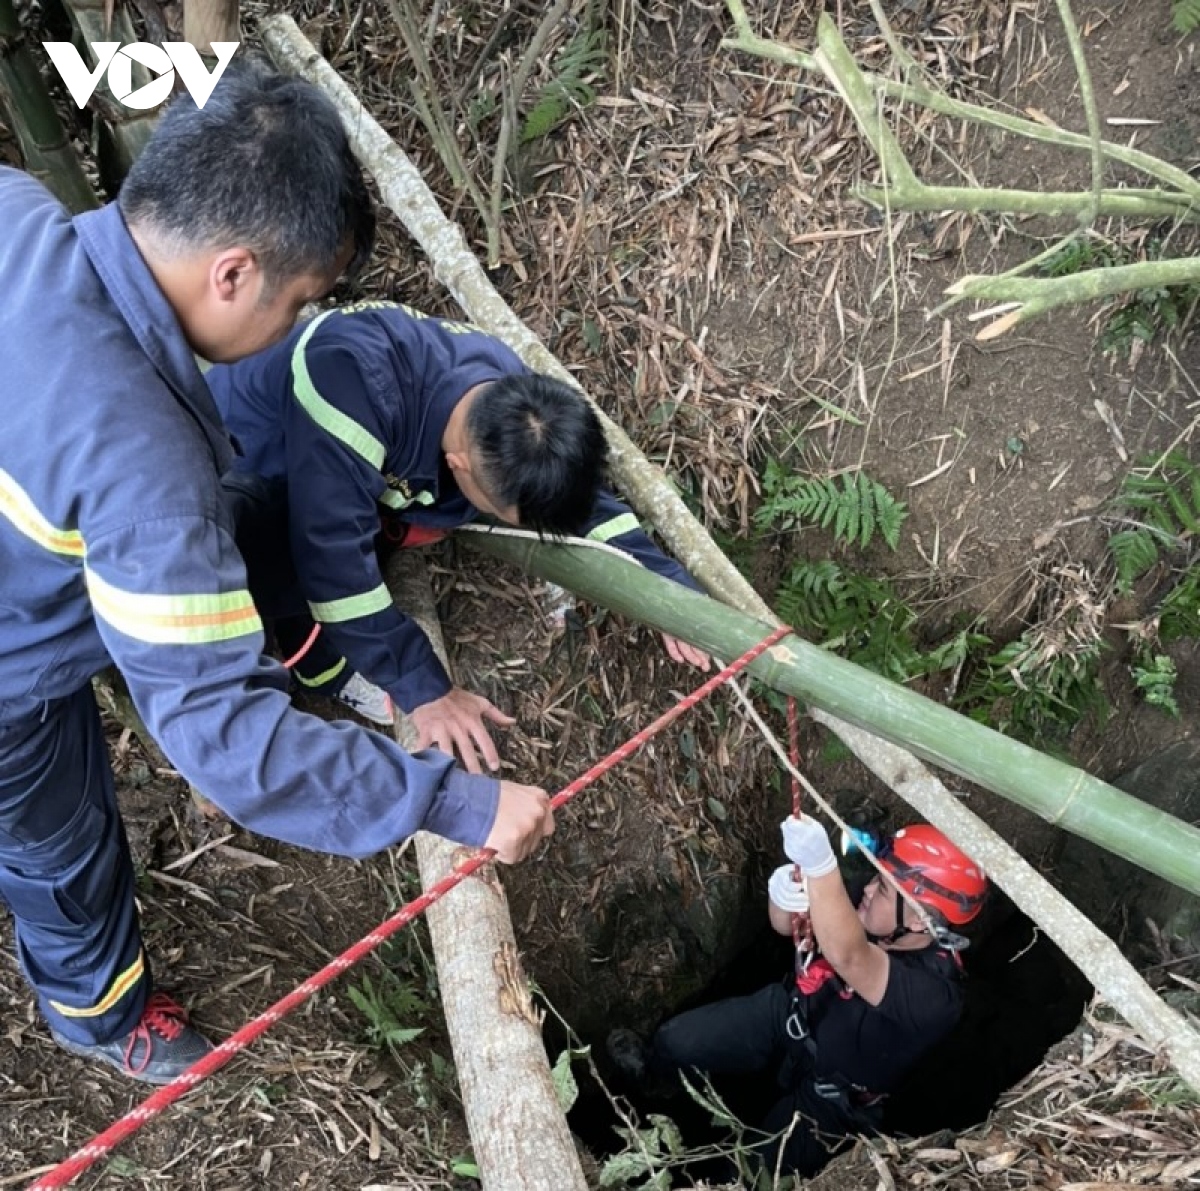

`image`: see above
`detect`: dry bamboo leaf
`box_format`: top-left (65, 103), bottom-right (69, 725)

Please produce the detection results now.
top-left (976, 308), bottom-right (1024, 340)
top-left (976, 1148), bottom-right (1023, 1174)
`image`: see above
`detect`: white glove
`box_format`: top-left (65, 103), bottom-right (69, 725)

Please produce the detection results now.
top-left (767, 864), bottom-right (810, 914)
top-left (780, 816), bottom-right (837, 877)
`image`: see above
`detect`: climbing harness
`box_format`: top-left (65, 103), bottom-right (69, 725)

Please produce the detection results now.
top-left (27, 624), bottom-right (793, 1191)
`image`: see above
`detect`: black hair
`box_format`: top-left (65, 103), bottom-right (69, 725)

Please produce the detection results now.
top-left (119, 56), bottom-right (375, 283)
top-left (466, 373), bottom-right (608, 536)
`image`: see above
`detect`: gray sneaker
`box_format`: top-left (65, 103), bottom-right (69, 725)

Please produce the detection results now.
top-left (52, 992), bottom-right (214, 1085)
top-left (334, 671), bottom-right (394, 726)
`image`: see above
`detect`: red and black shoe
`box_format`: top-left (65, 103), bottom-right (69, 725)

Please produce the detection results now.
top-left (52, 992), bottom-right (214, 1085)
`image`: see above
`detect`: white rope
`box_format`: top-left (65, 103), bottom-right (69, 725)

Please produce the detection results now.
top-left (725, 681), bottom-right (944, 938)
top-left (456, 520), bottom-right (644, 563)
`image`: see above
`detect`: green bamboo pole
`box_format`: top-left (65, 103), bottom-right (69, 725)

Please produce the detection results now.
top-left (465, 530), bottom-right (1200, 898)
top-left (0, 0), bottom-right (95, 210)
top-left (48, 0), bottom-right (155, 192)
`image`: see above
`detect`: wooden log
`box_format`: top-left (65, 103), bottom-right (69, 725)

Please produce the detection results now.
top-left (382, 550), bottom-right (588, 1191)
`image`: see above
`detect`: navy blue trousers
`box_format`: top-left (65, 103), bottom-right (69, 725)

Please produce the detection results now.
top-left (223, 472), bottom-right (349, 694)
top-left (651, 981), bottom-right (880, 1180)
top-left (0, 687), bottom-right (148, 1044)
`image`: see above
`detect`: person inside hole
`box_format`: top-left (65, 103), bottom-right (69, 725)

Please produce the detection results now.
top-left (607, 815), bottom-right (988, 1184)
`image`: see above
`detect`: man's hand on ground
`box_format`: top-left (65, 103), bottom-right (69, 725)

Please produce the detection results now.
top-left (661, 633), bottom-right (711, 671)
top-left (484, 782), bottom-right (554, 863)
top-left (410, 687), bottom-right (515, 774)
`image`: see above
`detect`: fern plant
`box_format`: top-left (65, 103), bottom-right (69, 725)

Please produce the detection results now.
top-left (957, 631), bottom-right (1106, 741)
top-left (1173, 0), bottom-right (1200, 33)
top-left (774, 560), bottom-right (982, 684)
top-left (348, 971), bottom-right (427, 1054)
top-left (1132, 651), bottom-right (1179, 716)
top-left (1158, 567), bottom-right (1200, 640)
top-left (1108, 451), bottom-right (1200, 591)
top-left (755, 462), bottom-right (908, 550)
top-left (520, 24), bottom-right (608, 144)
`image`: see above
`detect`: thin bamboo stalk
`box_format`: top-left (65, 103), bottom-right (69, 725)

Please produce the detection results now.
top-left (0, 0), bottom-right (95, 209)
top-left (465, 530), bottom-right (1200, 899)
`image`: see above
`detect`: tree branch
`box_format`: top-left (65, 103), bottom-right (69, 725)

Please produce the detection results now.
top-left (947, 256), bottom-right (1200, 338)
top-left (1053, 0), bottom-right (1104, 226)
top-left (721, 4), bottom-right (1200, 206)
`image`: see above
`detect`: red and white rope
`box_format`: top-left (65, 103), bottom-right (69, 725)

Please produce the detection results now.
top-left (28, 624), bottom-right (792, 1190)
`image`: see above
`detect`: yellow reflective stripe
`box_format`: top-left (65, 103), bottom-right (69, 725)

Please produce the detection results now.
top-left (294, 657), bottom-right (347, 688)
top-left (50, 952), bottom-right (144, 1018)
top-left (86, 570), bottom-right (262, 645)
top-left (588, 513), bottom-right (640, 543)
top-left (0, 468), bottom-right (85, 558)
top-left (292, 312), bottom-right (387, 469)
top-left (309, 585), bottom-right (393, 624)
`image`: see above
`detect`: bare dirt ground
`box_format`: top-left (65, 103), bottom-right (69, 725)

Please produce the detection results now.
top-left (1, 0), bottom-right (1199, 1187)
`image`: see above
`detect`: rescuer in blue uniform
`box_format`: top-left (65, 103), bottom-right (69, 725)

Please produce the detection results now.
top-left (0, 62), bottom-right (552, 1086)
top-left (206, 303), bottom-right (711, 774)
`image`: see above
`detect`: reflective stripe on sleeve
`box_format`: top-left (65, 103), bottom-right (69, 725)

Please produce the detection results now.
top-left (294, 657), bottom-right (348, 688)
top-left (0, 468), bottom-right (85, 558)
top-left (50, 952), bottom-right (144, 1018)
top-left (86, 569), bottom-right (262, 645)
top-left (308, 584), bottom-right (394, 624)
top-left (291, 312), bottom-right (387, 470)
top-left (587, 513), bottom-right (640, 543)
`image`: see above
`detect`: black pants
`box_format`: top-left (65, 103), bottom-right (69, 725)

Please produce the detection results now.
top-left (650, 981), bottom-right (881, 1181)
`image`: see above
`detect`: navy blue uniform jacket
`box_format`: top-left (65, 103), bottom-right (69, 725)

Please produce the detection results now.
top-left (0, 171), bottom-right (500, 855)
top-left (206, 302), bottom-right (699, 712)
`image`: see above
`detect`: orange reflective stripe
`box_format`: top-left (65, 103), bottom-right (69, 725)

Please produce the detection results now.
top-left (50, 951), bottom-right (145, 1018)
top-left (0, 468), bottom-right (85, 558)
top-left (86, 570), bottom-right (262, 645)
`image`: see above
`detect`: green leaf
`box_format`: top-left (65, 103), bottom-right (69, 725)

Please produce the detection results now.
top-left (1173, 0), bottom-right (1200, 35)
top-left (599, 1151), bottom-right (656, 1186)
top-left (551, 1047), bottom-right (580, 1112)
top-left (753, 465), bottom-right (906, 551)
top-left (384, 1025), bottom-right (424, 1045)
top-left (706, 796), bottom-right (727, 821)
top-left (582, 318), bottom-right (604, 354)
top-left (520, 24), bottom-right (607, 143)
top-left (1109, 528), bottom-right (1159, 592)
top-left (451, 1157), bottom-right (481, 1179)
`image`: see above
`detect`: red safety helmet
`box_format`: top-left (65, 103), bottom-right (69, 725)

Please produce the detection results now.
top-left (880, 826), bottom-right (987, 925)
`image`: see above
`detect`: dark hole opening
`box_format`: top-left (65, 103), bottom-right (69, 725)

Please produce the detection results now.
top-left (565, 884), bottom-right (1090, 1175)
